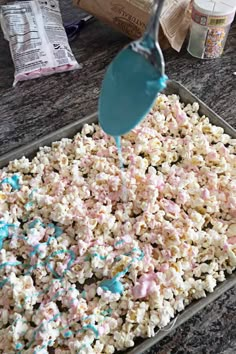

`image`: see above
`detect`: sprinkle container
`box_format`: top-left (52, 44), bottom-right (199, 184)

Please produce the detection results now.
top-left (188, 0), bottom-right (236, 59)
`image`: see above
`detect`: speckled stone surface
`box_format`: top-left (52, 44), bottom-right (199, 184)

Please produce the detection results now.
top-left (0, 1), bottom-right (235, 353)
top-left (143, 286), bottom-right (236, 354)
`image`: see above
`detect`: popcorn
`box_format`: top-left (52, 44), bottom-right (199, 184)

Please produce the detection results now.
top-left (227, 224), bottom-right (236, 237)
top-left (0, 94), bottom-right (235, 353)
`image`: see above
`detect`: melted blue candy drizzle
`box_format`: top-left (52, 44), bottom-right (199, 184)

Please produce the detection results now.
top-left (100, 276), bottom-right (124, 294)
top-left (15, 343), bottom-right (23, 350)
top-left (80, 324), bottom-right (99, 338)
top-left (0, 278), bottom-right (8, 288)
top-left (124, 247), bottom-right (144, 261)
top-left (25, 201), bottom-right (34, 210)
top-left (85, 252), bottom-right (107, 261)
top-left (0, 218), bottom-right (104, 352)
top-left (29, 223), bottom-right (63, 257)
top-left (101, 308), bottom-right (112, 316)
top-left (63, 330), bottom-right (73, 338)
top-left (29, 188), bottom-right (38, 199)
top-left (114, 239), bottom-right (125, 247)
top-left (0, 212), bottom-right (144, 352)
top-left (51, 288), bottom-right (66, 301)
top-left (0, 174), bottom-right (20, 190)
top-left (0, 221), bottom-right (16, 249)
top-left (46, 249), bottom-right (75, 278)
top-left (26, 314), bottom-right (60, 350)
top-left (28, 219), bottom-right (45, 229)
top-left (47, 223), bottom-right (63, 238)
top-left (114, 136), bottom-right (124, 170)
top-left (0, 261), bottom-right (22, 270)
top-left (99, 247), bottom-right (144, 294)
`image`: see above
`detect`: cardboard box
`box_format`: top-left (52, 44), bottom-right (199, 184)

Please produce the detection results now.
top-left (74, 0), bottom-right (192, 51)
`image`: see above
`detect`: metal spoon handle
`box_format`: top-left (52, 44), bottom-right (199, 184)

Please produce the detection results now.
top-left (145, 0), bottom-right (165, 43)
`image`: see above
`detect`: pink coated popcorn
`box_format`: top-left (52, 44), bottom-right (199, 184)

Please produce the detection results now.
top-left (228, 237), bottom-right (236, 245)
top-left (161, 199), bottom-right (181, 217)
top-left (132, 272), bottom-right (158, 299)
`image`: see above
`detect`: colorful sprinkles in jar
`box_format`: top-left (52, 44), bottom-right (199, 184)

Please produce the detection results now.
top-left (188, 0), bottom-right (235, 59)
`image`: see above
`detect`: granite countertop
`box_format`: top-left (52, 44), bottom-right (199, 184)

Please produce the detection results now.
top-left (0, 1), bottom-right (236, 353)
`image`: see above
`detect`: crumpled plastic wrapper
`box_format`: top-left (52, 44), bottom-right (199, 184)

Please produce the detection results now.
top-left (0, 0), bottom-right (80, 86)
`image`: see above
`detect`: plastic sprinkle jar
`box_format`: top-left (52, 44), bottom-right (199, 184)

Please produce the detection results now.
top-left (188, 0), bottom-right (236, 59)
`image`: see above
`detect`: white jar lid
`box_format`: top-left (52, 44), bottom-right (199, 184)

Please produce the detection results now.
top-left (194, 0), bottom-right (236, 16)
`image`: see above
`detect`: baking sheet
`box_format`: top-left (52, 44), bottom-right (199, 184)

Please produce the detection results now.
top-left (0, 80), bottom-right (235, 354)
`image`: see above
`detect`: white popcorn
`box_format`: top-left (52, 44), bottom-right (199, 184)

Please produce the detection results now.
top-left (12, 313), bottom-right (28, 342)
top-left (204, 274), bottom-right (217, 292)
top-left (192, 102), bottom-right (199, 112)
top-left (9, 273), bottom-right (37, 311)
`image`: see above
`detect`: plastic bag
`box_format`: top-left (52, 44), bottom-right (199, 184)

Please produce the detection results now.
top-left (0, 0), bottom-right (80, 86)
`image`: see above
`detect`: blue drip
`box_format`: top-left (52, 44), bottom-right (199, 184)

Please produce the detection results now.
top-left (0, 174), bottom-right (20, 191)
top-left (51, 288), bottom-right (65, 301)
top-left (79, 324), bottom-right (99, 338)
top-left (25, 201), bottom-right (34, 210)
top-left (63, 330), bottom-right (73, 338)
top-left (29, 188), bottom-right (38, 199)
top-left (99, 247), bottom-right (144, 295)
top-left (1, 215), bottom-right (144, 352)
top-left (85, 252), bottom-right (107, 261)
top-left (46, 249), bottom-right (75, 278)
top-left (0, 261), bottom-right (22, 270)
top-left (47, 223), bottom-right (63, 238)
top-left (0, 218), bottom-right (103, 353)
top-left (15, 343), bottom-right (23, 350)
top-left (77, 344), bottom-right (87, 353)
top-left (114, 136), bottom-right (124, 170)
top-left (124, 247), bottom-right (144, 261)
top-left (28, 219), bottom-right (45, 229)
top-left (29, 223), bottom-right (63, 257)
top-left (0, 221), bottom-right (16, 249)
top-left (114, 239), bottom-right (125, 247)
top-left (100, 276), bottom-right (124, 294)
top-left (101, 308), bottom-right (112, 316)
top-left (27, 314), bottom-right (60, 350)
top-left (0, 278), bottom-right (9, 288)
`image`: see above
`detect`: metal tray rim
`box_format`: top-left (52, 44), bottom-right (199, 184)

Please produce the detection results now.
top-left (0, 80), bottom-right (235, 354)
top-left (128, 272), bottom-right (236, 354)
top-left (0, 80), bottom-right (235, 166)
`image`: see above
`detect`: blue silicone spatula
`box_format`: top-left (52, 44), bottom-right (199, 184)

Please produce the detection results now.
top-left (98, 0), bottom-right (167, 137)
